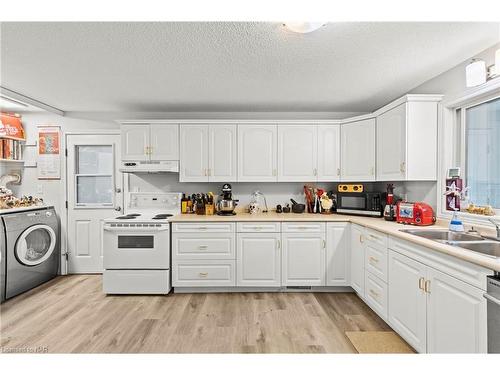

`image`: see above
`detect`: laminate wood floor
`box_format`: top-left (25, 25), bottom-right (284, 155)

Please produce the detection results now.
top-left (0, 275), bottom-right (395, 353)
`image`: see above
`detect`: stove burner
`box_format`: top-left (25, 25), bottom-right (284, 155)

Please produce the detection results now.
top-left (152, 214), bottom-right (173, 220)
top-left (115, 215), bottom-right (136, 220)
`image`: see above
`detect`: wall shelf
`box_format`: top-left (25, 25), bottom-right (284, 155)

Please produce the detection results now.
top-left (0, 159), bottom-right (25, 164)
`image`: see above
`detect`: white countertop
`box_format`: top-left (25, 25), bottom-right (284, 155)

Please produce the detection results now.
top-left (171, 210), bottom-right (500, 272)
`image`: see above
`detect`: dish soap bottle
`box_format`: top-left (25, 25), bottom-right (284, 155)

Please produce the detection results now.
top-left (449, 209), bottom-right (465, 232)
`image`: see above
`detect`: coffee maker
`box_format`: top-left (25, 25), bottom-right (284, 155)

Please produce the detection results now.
top-left (383, 183), bottom-right (399, 221)
top-left (216, 183), bottom-right (238, 216)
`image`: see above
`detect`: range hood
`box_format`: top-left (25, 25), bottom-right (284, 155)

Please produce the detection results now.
top-left (119, 160), bottom-right (179, 173)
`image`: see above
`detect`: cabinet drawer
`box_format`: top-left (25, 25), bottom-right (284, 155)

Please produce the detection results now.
top-left (237, 222), bottom-right (280, 233)
top-left (172, 233), bottom-right (235, 260)
top-left (172, 222), bottom-right (235, 233)
top-left (365, 242), bottom-right (388, 282)
top-left (282, 222), bottom-right (326, 233)
top-left (365, 228), bottom-right (388, 249)
top-left (172, 260), bottom-right (235, 287)
top-left (364, 271), bottom-right (388, 320)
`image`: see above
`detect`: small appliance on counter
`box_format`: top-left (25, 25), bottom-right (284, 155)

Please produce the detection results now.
top-left (383, 183), bottom-right (401, 221)
top-left (216, 183), bottom-right (238, 216)
top-left (396, 201), bottom-right (436, 226)
top-left (336, 184), bottom-right (385, 217)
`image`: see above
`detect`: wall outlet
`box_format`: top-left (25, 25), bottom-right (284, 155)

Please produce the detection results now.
top-left (37, 184), bottom-right (43, 194)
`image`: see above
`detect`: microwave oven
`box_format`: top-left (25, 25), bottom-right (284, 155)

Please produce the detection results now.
top-left (336, 192), bottom-right (385, 217)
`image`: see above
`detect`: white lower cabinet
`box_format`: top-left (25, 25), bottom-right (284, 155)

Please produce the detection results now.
top-left (350, 224), bottom-right (365, 296)
top-left (388, 249), bottom-right (427, 353)
top-left (282, 232), bottom-right (326, 286)
top-left (173, 260), bottom-right (235, 287)
top-left (326, 223), bottom-right (349, 286)
top-left (365, 271), bottom-right (388, 320)
top-left (426, 267), bottom-right (487, 353)
top-left (237, 232), bottom-right (281, 287)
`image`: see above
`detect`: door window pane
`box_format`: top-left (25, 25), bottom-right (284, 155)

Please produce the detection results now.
top-left (465, 97), bottom-right (500, 208)
top-left (77, 145), bottom-right (113, 174)
top-left (76, 176), bottom-right (113, 204)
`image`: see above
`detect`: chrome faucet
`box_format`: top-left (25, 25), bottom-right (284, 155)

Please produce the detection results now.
top-left (488, 218), bottom-right (500, 239)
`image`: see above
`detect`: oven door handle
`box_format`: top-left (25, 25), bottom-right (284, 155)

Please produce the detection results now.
top-left (103, 225), bottom-right (169, 232)
top-left (484, 293), bottom-right (500, 306)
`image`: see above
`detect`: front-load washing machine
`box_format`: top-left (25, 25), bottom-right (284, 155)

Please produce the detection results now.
top-left (0, 218), bottom-right (5, 302)
top-left (2, 206), bottom-right (59, 300)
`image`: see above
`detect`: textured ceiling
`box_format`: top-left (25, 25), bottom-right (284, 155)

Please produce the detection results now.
top-left (0, 22), bottom-right (499, 113)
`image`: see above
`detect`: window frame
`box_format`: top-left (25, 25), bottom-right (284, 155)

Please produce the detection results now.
top-left (438, 79), bottom-right (500, 225)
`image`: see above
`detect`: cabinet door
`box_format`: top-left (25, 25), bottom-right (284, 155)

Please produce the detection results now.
top-left (150, 124), bottom-right (179, 161)
top-left (388, 250), bottom-right (427, 353)
top-left (326, 223), bottom-right (349, 286)
top-left (237, 233), bottom-right (281, 287)
top-left (426, 268), bottom-right (487, 353)
top-left (317, 124), bottom-right (341, 181)
top-left (238, 124), bottom-right (277, 182)
top-left (180, 125), bottom-right (209, 182)
top-left (350, 224), bottom-right (365, 295)
top-left (278, 125), bottom-right (317, 181)
top-left (376, 103), bottom-right (407, 181)
top-left (208, 124), bottom-right (237, 182)
top-left (282, 233), bottom-right (325, 286)
top-left (121, 124), bottom-right (150, 161)
top-left (341, 118), bottom-right (376, 181)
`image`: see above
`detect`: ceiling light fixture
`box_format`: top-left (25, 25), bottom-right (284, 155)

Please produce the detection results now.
top-left (283, 22), bottom-right (326, 34)
top-left (465, 49), bottom-right (500, 88)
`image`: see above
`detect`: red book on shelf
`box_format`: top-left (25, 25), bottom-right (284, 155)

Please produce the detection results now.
top-left (0, 112), bottom-right (25, 140)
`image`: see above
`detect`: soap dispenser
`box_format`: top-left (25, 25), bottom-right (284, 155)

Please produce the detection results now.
top-left (449, 209), bottom-right (465, 232)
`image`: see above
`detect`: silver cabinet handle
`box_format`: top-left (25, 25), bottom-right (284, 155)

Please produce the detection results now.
top-left (114, 206), bottom-right (121, 211)
top-left (369, 234), bottom-right (380, 241)
top-left (484, 293), bottom-right (500, 306)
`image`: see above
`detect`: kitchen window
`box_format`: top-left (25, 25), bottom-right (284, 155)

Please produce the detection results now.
top-left (455, 95), bottom-right (500, 213)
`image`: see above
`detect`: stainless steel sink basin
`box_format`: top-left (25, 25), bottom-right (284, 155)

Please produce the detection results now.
top-left (399, 229), bottom-right (484, 242)
top-left (453, 241), bottom-right (500, 258)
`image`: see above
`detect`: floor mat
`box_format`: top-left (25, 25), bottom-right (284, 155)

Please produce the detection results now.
top-left (345, 331), bottom-right (415, 353)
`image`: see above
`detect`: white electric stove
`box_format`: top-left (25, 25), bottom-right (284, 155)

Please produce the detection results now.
top-left (102, 192), bottom-right (182, 295)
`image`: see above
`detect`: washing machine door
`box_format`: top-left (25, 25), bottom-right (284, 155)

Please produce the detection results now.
top-left (15, 224), bottom-right (57, 266)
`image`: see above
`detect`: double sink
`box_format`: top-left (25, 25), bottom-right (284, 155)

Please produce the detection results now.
top-left (400, 228), bottom-right (500, 258)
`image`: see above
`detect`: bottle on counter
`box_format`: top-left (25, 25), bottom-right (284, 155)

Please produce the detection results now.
top-left (181, 193), bottom-right (189, 214)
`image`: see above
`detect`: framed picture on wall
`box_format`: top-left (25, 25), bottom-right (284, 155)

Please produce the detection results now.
top-left (37, 126), bottom-right (61, 180)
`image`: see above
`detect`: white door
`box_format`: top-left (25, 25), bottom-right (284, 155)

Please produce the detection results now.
top-left (209, 124), bottom-right (237, 182)
top-left (326, 222), bottom-right (349, 286)
top-left (317, 124), bottom-right (341, 181)
top-left (238, 124), bottom-right (277, 182)
top-left (120, 124), bottom-right (150, 161)
top-left (377, 103), bottom-right (407, 181)
top-left (426, 268), bottom-right (487, 353)
top-left (180, 124), bottom-right (209, 182)
top-left (278, 125), bottom-right (317, 181)
top-left (282, 232), bottom-right (326, 286)
top-left (350, 224), bottom-right (365, 295)
top-left (341, 118), bottom-right (376, 181)
top-left (236, 233), bottom-right (281, 287)
top-left (150, 124), bottom-right (179, 161)
top-left (388, 250), bottom-right (427, 353)
top-left (67, 134), bottom-right (122, 273)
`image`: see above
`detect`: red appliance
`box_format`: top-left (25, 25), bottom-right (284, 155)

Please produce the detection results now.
top-left (396, 202), bottom-right (436, 226)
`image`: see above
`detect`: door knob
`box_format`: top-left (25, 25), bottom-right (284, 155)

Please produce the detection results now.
top-left (114, 206), bottom-right (122, 211)
top-left (115, 188), bottom-right (122, 193)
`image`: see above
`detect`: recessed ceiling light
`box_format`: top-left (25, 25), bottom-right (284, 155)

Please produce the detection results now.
top-left (283, 22), bottom-right (326, 34)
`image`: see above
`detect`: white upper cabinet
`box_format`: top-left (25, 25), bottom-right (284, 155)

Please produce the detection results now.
top-left (278, 125), bottom-right (317, 182)
top-left (150, 124), bottom-right (179, 161)
top-left (208, 124), bottom-right (237, 181)
top-left (317, 124), bottom-right (341, 181)
top-left (180, 124), bottom-right (209, 182)
top-left (121, 123), bottom-right (178, 162)
top-left (376, 96), bottom-right (440, 181)
top-left (121, 124), bottom-right (150, 161)
top-left (377, 103), bottom-right (407, 180)
top-left (238, 124), bottom-right (277, 182)
top-left (326, 222), bottom-right (350, 286)
top-left (341, 118), bottom-right (376, 181)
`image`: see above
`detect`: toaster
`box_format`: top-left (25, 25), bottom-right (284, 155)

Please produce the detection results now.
top-left (396, 202), bottom-right (436, 226)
